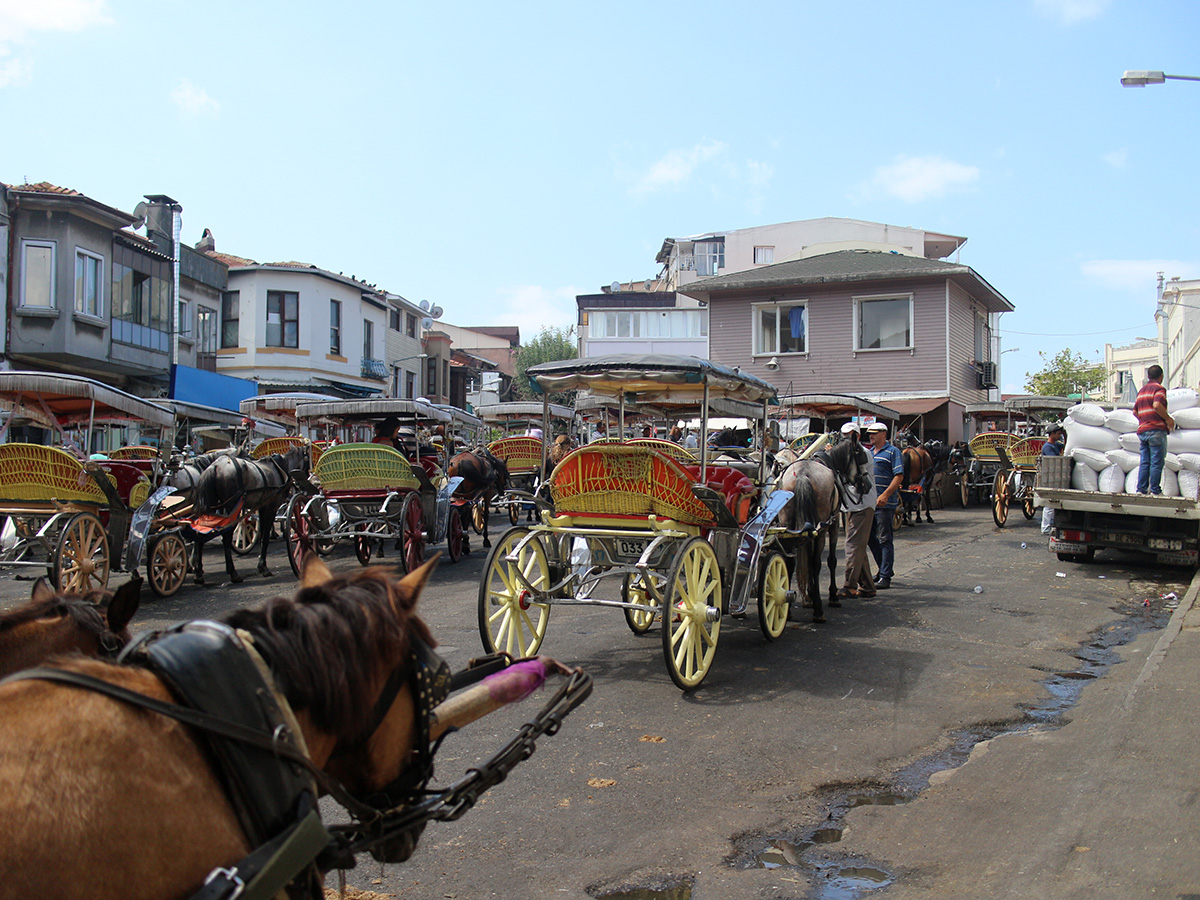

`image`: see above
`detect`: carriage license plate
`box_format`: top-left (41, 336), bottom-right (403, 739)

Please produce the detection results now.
top-left (614, 537), bottom-right (648, 560)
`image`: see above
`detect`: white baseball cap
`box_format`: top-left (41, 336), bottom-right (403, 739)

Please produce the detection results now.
top-left (867, 422), bottom-right (888, 432)
top-left (840, 422), bottom-right (860, 434)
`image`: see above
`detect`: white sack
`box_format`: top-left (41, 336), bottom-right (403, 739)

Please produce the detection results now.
top-left (1070, 448), bottom-right (1111, 472)
top-left (1164, 468), bottom-right (1181, 497)
top-left (1119, 432), bottom-right (1141, 453)
top-left (1106, 409), bottom-right (1139, 433)
top-left (1105, 448), bottom-right (1141, 473)
top-left (1179, 469), bottom-right (1200, 500)
top-left (1072, 463), bottom-right (1100, 492)
top-left (1125, 468), bottom-right (1139, 493)
top-left (1176, 453), bottom-right (1200, 472)
top-left (1064, 418), bottom-right (1121, 454)
top-left (1167, 387), bottom-right (1199, 412)
top-left (1167, 429), bottom-right (1200, 455)
top-left (1166, 452), bottom-right (1183, 472)
top-left (1067, 403), bottom-right (1108, 427)
top-left (1098, 464), bottom-right (1126, 493)
top-left (1174, 407), bottom-right (1200, 429)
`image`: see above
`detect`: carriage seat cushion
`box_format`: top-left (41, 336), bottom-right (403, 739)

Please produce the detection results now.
top-left (417, 454), bottom-right (442, 480)
top-left (682, 465), bottom-right (755, 521)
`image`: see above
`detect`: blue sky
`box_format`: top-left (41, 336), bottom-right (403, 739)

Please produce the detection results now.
top-left (3, 0), bottom-right (1199, 393)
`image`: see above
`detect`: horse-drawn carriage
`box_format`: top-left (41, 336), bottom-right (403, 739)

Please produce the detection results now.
top-left (284, 398), bottom-right (465, 576)
top-left (475, 401), bottom-right (576, 525)
top-left (476, 354), bottom-right (830, 690)
top-left (0, 372), bottom-right (183, 595)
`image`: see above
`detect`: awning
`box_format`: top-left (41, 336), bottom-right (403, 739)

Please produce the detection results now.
top-left (886, 397), bottom-right (948, 416)
top-left (776, 393), bottom-right (900, 422)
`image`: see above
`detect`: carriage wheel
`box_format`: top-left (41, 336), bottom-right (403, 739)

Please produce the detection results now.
top-left (54, 512), bottom-right (110, 594)
top-left (446, 504), bottom-right (464, 562)
top-left (471, 500), bottom-right (487, 535)
top-left (478, 527), bottom-right (550, 656)
top-left (959, 471), bottom-right (971, 508)
top-left (991, 471), bottom-right (1010, 528)
top-left (622, 573), bottom-right (659, 634)
top-left (1021, 479), bottom-right (1037, 519)
top-left (757, 551), bottom-right (790, 642)
top-left (283, 494), bottom-right (311, 578)
top-left (147, 532), bottom-right (187, 598)
top-left (398, 492), bottom-right (425, 575)
top-left (662, 537), bottom-right (722, 690)
top-left (508, 501), bottom-right (519, 526)
top-left (354, 523), bottom-right (374, 565)
top-left (231, 510), bottom-right (260, 557)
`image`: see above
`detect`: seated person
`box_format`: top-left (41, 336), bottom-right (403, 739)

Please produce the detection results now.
top-left (373, 417), bottom-right (402, 449)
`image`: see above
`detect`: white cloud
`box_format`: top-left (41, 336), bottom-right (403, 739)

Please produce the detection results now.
top-left (1102, 148), bottom-right (1127, 168)
top-left (631, 140), bottom-right (727, 196)
top-left (856, 155), bottom-right (980, 203)
top-left (1081, 259), bottom-right (1200, 293)
top-left (1031, 0), bottom-right (1111, 25)
top-left (494, 285), bottom-right (578, 337)
top-left (0, 0), bottom-right (110, 88)
top-left (171, 79), bottom-right (221, 117)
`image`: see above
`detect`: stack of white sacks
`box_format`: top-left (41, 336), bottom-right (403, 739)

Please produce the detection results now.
top-left (1063, 388), bottom-right (1200, 500)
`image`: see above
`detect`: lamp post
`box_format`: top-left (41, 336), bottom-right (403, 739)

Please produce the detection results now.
top-left (1121, 70), bottom-right (1200, 87)
top-left (1136, 336), bottom-right (1169, 389)
top-left (391, 354), bottom-right (428, 398)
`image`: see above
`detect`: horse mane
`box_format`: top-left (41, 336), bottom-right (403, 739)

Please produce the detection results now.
top-left (220, 566), bottom-right (434, 738)
top-left (0, 592), bottom-right (109, 638)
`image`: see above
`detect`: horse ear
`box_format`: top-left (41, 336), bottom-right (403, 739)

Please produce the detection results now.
top-left (31, 577), bottom-right (55, 603)
top-left (105, 575), bottom-right (142, 632)
top-left (300, 553), bottom-right (334, 588)
top-left (396, 553), bottom-right (441, 606)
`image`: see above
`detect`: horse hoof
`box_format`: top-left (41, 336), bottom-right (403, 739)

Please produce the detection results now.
top-left (230, 575), bottom-right (244, 584)
top-left (812, 615), bottom-right (826, 624)
top-left (829, 599), bottom-right (842, 608)
top-left (258, 567), bottom-right (273, 578)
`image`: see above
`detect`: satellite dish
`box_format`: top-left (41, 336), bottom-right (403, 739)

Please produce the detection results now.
top-left (610, 281), bottom-right (621, 293)
top-left (429, 304), bottom-right (444, 319)
top-left (419, 300), bottom-right (430, 312)
top-left (131, 201), bottom-right (148, 231)
top-left (644, 280), bottom-right (653, 291)
top-left (420, 317), bottom-right (434, 331)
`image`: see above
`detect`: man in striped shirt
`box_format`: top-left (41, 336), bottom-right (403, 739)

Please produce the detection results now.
top-left (1134, 365), bottom-right (1175, 494)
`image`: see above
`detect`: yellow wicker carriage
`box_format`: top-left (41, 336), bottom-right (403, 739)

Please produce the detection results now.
top-left (967, 431), bottom-right (1017, 461)
top-left (109, 445), bottom-right (159, 461)
top-left (487, 436), bottom-right (544, 475)
top-left (312, 443), bottom-right (420, 493)
top-left (1008, 436), bottom-right (1047, 469)
top-left (253, 435), bottom-right (323, 468)
top-left (625, 438), bottom-right (697, 464)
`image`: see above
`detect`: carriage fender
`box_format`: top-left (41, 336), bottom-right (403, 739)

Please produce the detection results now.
top-left (125, 485), bottom-right (178, 572)
top-left (727, 489), bottom-right (794, 615)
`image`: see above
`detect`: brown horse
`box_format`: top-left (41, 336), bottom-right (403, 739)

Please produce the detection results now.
top-left (448, 446), bottom-right (509, 552)
top-left (900, 445), bottom-right (936, 525)
top-left (0, 556), bottom-right (435, 900)
top-left (0, 576), bottom-right (141, 679)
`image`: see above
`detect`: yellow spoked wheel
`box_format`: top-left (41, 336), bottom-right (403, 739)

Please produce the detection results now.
top-left (148, 532), bottom-right (188, 598)
top-left (471, 500), bottom-right (487, 534)
top-left (622, 572), bottom-right (660, 634)
top-left (231, 510), bottom-right (260, 556)
top-left (54, 512), bottom-right (110, 594)
top-left (478, 527), bottom-right (551, 656)
top-left (757, 551), bottom-right (790, 641)
top-left (992, 471), bottom-right (1010, 528)
top-left (662, 537), bottom-right (722, 690)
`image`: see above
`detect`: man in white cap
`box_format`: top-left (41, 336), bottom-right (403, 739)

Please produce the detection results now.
top-left (838, 422), bottom-right (878, 599)
top-left (867, 421), bottom-right (904, 589)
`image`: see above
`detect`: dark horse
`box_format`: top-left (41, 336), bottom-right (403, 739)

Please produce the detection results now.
top-left (0, 576), bottom-right (141, 679)
top-left (777, 439), bottom-right (873, 623)
top-left (899, 440), bottom-right (951, 525)
top-left (187, 443), bottom-right (310, 584)
top-left (447, 446), bottom-right (509, 553)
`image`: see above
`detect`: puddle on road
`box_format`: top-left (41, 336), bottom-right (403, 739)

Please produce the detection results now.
top-left (589, 875), bottom-right (693, 900)
top-left (730, 599), bottom-right (1174, 899)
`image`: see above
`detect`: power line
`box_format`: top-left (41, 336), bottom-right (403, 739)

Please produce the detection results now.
top-left (1000, 323), bottom-right (1155, 337)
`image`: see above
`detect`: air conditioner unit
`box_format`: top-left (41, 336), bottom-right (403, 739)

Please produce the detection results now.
top-left (978, 360), bottom-right (998, 389)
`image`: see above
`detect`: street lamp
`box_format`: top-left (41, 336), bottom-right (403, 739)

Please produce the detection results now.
top-left (1121, 70), bottom-right (1200, 87)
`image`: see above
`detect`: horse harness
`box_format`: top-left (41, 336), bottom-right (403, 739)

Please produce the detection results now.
top-left (3, 622), bottom-right (593, 900)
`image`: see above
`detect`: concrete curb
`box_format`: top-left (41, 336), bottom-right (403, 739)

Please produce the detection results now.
top-left (1120, 564), bottom-right (1200, 711)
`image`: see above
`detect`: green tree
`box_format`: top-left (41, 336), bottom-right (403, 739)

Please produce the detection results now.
top-left (1024, 348), bottom-right (1109, 398)
top-left (513, 326), bottom-right (578, 402)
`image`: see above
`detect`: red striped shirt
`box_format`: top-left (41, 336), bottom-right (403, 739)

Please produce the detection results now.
top-left (1134, 380), bottom-right (1168, 433)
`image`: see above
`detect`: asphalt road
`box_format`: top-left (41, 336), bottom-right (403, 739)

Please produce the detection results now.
top-left (1, 506), bottom-right (1188, 899)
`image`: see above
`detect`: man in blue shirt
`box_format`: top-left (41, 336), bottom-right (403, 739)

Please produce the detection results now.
top-left (1041, 424), bottom-right (1065, 456)
top-left (867, 422), bottom-right (904, 589)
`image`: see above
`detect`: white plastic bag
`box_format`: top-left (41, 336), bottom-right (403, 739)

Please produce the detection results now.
top-left (1104, 448), bottom-right (1141, 473)
top-left (1067, 403), bottom-right (1108, 427)
top-left (1064, 418), bottom-right (1121, 454)
top-left (1072, 463), bottom-right (1100, 492)
top-left (1167, 387), bottom-right (1199, 412)
top-left (1098, 464), bottom-right (1126, 493)
top-left (1105, 409), bottom-right (1139, 433)
top-left (1070, 447), bottom-right (1111, 472)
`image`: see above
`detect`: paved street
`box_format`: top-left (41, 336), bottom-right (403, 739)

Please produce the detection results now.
top-left (2, 506), bottom-right (1193, 899)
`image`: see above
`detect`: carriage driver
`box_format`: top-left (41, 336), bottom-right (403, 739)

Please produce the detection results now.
top-left (838, 422), bottom-right (879, 600)
top-left (866, 422), bottom-right (904, 590)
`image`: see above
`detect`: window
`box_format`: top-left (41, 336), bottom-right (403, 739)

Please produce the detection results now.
top-left (753, 246), bottom-right (775, 265)
top-left (111, 244), bottom-right (170, 351)
top-left (177, 299), bottom-right (191, 337)
top-left (695, 241), bottom-right (725, 276)
top-left (21, 240), bottom-right (55, 308)
top-left (221, 291), bottom-right (240, 348)
top-left (754, 302), bottom-right (807, 355)
top-left (406, 313), bottom-right (417, 338)
top-left (389, 308), bottom-right (401, 331)
top-left (330, 300), bottom-right (342, 355)
top-left (973, 310), bottom-right (990, 363)
top-left (74, 249), bottom-right (103, 317)
top-left (426, 356), bottom-right (437, 397)
top-left (197, 307), bottom-right (218, 353)
top-left (363, 318), bottom-right (373, 360)
top-left (856, 295), bottom-right (913, 351)
top-left (405, 371), bottom-right (416, 399)
top-left (266, 290), bottom-right (299, 348)
top-left (590, 308), bottom-right (707, 339)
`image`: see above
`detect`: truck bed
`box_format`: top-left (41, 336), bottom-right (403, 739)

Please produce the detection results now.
top-left (1035, 486), bottom-right (1200, 520)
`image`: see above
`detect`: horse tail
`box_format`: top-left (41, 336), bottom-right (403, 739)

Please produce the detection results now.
top-left (792, 471), bottom-right (820, 533)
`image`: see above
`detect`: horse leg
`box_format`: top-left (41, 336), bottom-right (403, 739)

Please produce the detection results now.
top-left (222, 532), bottom-right (243, 584)
top-left (256, 507), bottom-right (274, 577)
top-left (923, 471), bottom-right (936, 523)
top-left (481, 498), bottom-right (492, 550)
top-left (192, 533), bottom-right (209, 586)
top-left (809, 541), bottom-right (825, 623)
top-left (825, 521), bottom-right (839, 609)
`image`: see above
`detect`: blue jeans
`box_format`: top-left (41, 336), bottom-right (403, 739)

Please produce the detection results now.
top-left (868, 507), bottom-right (895, 579)
top-left (1137, 429), bottom-right (1168, 494)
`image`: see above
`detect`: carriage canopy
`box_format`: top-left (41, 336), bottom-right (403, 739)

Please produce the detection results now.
top-left (525, 354), bottom-right (777, 405)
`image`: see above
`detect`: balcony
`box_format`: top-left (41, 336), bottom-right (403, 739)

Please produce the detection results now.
top-left (361, 357), bottom-right (388, 381)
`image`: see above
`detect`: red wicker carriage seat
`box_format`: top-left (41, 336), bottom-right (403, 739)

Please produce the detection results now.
top-left (682, 464), bottom-right (755, 522)
top-left (95, 460), bottom-right (152, 508)
top-left (550, 445), bottom-right (721, 527)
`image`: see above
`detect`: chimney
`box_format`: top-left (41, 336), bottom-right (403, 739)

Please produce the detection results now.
top-left (195, 228), bottom-right (215, 253)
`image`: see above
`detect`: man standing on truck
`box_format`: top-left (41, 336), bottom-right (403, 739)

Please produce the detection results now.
top-left (1040, 424), bottom-right (1066, 534)
top-left (1135, 364), bottom-right (1175, 495)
